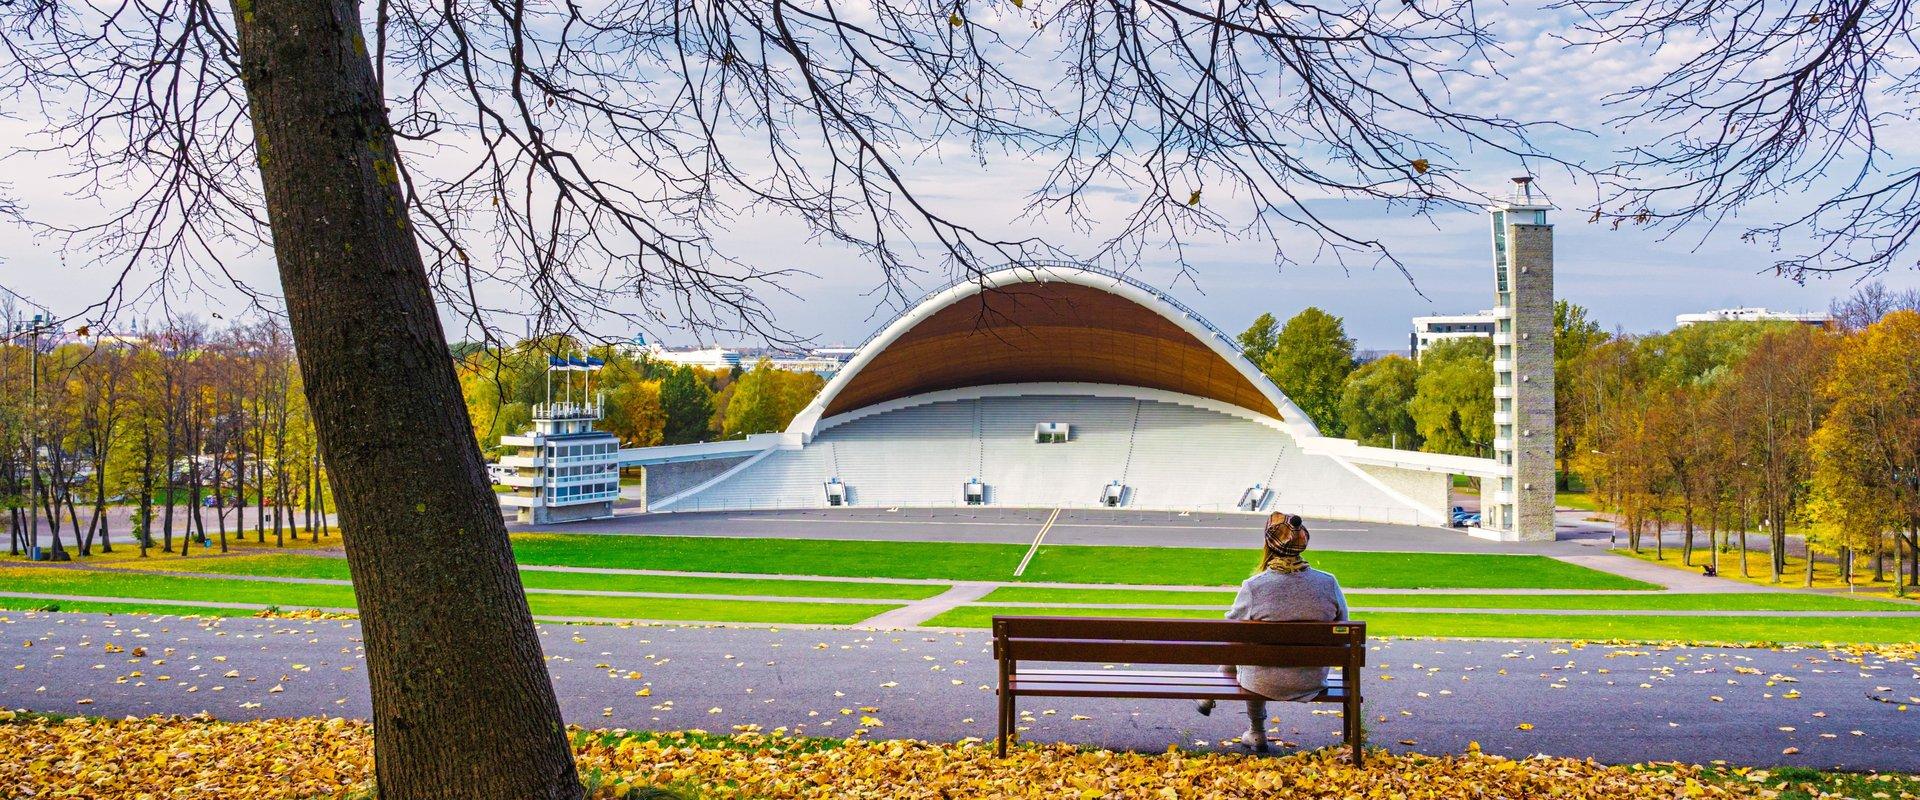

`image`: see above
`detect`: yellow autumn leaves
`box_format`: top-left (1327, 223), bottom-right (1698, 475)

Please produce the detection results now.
top-left (0, 714), bottom-right (1843, 799)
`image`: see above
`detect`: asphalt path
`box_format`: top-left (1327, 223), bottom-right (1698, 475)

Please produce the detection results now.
top-left (6, 611), bottom-right (1915, 772)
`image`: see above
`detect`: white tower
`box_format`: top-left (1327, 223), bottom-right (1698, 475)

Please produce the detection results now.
top-left (1483, 178), bottom-right (1556, 541)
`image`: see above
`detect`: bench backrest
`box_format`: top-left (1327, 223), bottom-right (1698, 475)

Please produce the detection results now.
top-left (992, 616), bottom-right (1366, 669)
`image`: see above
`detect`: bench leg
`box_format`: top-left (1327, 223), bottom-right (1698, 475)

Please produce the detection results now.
top-left (1347, 696), bottom-right (1364, 768)
top-left (997, 693), bottom-right (1012, 757)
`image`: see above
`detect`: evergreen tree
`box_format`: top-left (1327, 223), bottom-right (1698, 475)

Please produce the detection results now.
top-left (660, 366), bottom-right (715, 445)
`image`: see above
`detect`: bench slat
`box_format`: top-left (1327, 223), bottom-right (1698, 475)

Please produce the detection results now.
top-left (1018, 669), bottom-right (1347, 689)
top-left (1001, 639), bottom-right (1352, 668)
top-left (995, 616), bottom-right (1365, 646)
top-left (1009, 681), bottom-right (1347, 702)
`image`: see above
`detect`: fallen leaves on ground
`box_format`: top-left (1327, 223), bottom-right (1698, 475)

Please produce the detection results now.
top-left (6, 714), bottom-right (1904, 799)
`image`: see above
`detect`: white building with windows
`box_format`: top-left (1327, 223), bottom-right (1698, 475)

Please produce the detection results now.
top-left (1674, 307), bottom-right (1829, 328)
top-left (1410, 311), bottom-right (1495, 358)
top-left (495, 397), bottom-right (622, 524)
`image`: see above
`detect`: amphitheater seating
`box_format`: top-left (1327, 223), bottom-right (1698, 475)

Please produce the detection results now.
top-left (661, 393), bottom-right (1409, 515)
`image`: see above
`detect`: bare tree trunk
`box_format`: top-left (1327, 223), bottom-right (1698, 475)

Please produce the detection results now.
top-left (1682, 507), bottom-right (1694, 567)
top-left (138, 429), bottom-right (154, 558)
top-left (161, 418), bottom-right (177, 553)
top-left (255, 397), bottom-right (267, 544)
top-left (230, 2), bottom-right (582, 796)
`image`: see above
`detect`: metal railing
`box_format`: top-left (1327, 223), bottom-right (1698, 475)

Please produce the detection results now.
top-left (533, 396), bottom-right (605, 421)
top-left (652, 496), bottom-right (1439, 526)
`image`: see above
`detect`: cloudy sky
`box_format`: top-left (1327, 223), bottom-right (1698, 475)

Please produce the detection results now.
top-left (3, 1), bottom-right (1916, 353)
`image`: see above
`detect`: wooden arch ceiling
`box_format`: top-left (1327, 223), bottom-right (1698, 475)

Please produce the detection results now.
top-left (820, 281), bottom-right (1283, 419)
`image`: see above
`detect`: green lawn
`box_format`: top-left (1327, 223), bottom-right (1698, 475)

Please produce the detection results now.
top-left (526, 595), bottom-right (891, 625)
top-left (980, 586), bottom-right (1238, 605)
top-left (511, 534), bottom-right (1023, 580)
top-left (0, 568), bottom-right (898, 625)
top-left (1555, 491), bottom-right (1600, 511)
top-left (118, 554), bottom-right (947, 600)
top-left (978, 586), bottom-right (1920, 611)
top-left (1, 567), bottom-right (359, 608)
top-left (1017, 546), bottom-right (1657, 589)
top-left (509, 534), bottom-right (1656, 589)
top-left (928, 606), bottom-right (1920, 643)
top-left (0, 597), bottom-right (264, 617)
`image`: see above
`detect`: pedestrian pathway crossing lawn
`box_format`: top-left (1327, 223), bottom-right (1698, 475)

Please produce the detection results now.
top-left (100, 554), bottom-right (946, 600)
top-left (923, 606), bottom-right (1920, 644)
top-left (0, 568), bottom-right (897, 625)
top-left (509, 534), bottom-right (1657, 590)
top-left (977, 587), bottom-right (1920, 611)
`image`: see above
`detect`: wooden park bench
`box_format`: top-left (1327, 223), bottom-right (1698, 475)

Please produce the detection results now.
top-left (991, 616), bottom-right (1367, 765)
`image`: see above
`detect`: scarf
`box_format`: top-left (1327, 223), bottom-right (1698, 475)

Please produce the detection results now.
top-left (1263, 553), bottom-right (1310, 574)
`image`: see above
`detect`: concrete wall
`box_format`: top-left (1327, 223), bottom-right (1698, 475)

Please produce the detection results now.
top-left (644, 456), bottom-right (753, 505)
top-left (1510, 222), bottom-right (1557, 540)
top-left (1356, 464), bottom-right (1451, 522)
top-left (534, 501), bottom-right (613, 525)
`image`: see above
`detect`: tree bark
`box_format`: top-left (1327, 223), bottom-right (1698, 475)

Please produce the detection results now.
top-left (228, 2), bottom-right (582, 797)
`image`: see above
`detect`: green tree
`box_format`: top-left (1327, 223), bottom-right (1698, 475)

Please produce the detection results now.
top-left (660, 366), bottom-right (716, 445)
top-left (1409, 337), bottom-right (1493, 456)
top-left (1338, 355), bottom-right (1420, 449)
top-left (1237, 313), bottom-right (1280, 367)
top-left (1263, 308), bottom-right (1355, 435)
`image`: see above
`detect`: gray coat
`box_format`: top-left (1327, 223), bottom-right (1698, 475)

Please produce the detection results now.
top-left (1225, 567), bottom-right (1349, 701)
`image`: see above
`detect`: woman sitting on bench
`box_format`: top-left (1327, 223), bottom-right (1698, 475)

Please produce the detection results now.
top-left (1195, 512), bottom-right (1350, 752)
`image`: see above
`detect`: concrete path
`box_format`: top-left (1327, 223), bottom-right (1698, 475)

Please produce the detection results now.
top-left (5, 611), bottom-right (1915, 771)
top-left (859, 583), bottom-right (999, 627)
top-left (1548, 554), bottom-right (1774, 593)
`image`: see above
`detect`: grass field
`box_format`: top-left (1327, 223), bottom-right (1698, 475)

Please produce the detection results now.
top-left (977, 586), bottom-right (1920, 611)
top-left (925, 606), bottom-right (1920, 643)
top-left (102, 554), bottom-right (947, 600)
top-left (510, 534), bottom-right (1656, 589)
top-left (0, 597), bottom-right (264, 617)
top-left (0, 567), bottom-right (900, 625)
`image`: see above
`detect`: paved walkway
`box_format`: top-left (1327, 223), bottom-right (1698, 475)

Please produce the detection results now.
top-left (5, 611), bottom-right (1915, 771)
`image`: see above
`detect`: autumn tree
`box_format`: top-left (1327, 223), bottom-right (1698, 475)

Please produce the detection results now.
top-left (1553, 301), bottom-right (1607, 487)
top-left (719, 361), bottom-right (826, 438)
top-left (1811, 311), bottom-right (1920, 594)
top-left (1722, 326), bottom-right (1836, 581)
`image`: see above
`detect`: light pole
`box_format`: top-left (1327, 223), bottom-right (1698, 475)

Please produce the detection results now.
top-left (15, 314), bottom-right (57, 560)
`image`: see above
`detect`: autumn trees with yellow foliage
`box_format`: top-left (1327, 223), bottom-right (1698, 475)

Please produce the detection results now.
top-left (1564, 302), bottom-right (1920, 595)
